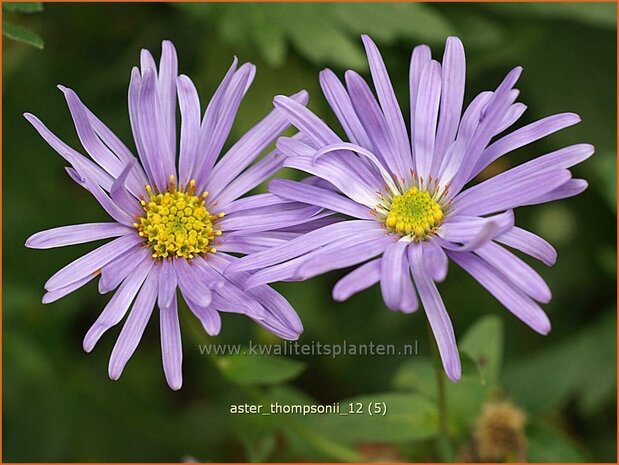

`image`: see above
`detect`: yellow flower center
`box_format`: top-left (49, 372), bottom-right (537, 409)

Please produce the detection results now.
top-left (385, 187), bottom-right (443, 239)
top-left (134, 178), bottom-right (223, 259)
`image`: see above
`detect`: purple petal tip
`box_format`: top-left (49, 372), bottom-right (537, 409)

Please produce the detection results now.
top-left (446, 368), bottom-right (462, 382)
top-left (167, 378), bottom-right (183, 391)
top-left (108, 365), bottom-right (122, 381)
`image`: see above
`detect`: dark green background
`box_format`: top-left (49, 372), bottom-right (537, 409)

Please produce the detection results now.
top-left (3, 2), bottom-right (617, 462)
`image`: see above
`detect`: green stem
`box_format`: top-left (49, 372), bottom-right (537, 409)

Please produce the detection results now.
top-left (427, 321), bottom-right (455, 461)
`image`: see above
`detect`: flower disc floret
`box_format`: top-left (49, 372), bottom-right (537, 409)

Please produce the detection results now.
top-left (135, 180), bottom-right (223, 259)
top-left (385, 187), bottom-right (443, 239)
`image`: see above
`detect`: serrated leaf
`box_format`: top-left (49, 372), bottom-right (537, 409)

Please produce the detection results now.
top-left (3, 21), bottom-right (43, 49)
top-left (176, 3), bottom-right (457, 68)
top-left (215, 353), bottom-right (305, 386)
top-left (3, 2), bottom-right (43, 13)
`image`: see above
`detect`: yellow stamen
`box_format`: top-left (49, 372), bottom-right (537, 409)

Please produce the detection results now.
top-left (135, 178), bottom-right (222, 259)
top-left (384, 186), bottom-right (443, 240)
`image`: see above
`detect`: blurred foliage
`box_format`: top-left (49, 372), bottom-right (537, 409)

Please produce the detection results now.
top-left (2, 2), bottom-right (44, 49)
top-left (174, 2), bottom-right (456, 68)
top-left (3, 2), bottom-right (617, 462)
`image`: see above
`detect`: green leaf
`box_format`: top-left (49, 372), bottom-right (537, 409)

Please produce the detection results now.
top-left (3, 2), bottom-right (43, 13)
top-left (304, 392), bottom-right (439, 444)
top-left (215, 353), bottom-right (305, 386)
top-left (503, 311), bottom-right (616, 415)
top-left (459, 315), bottom-right (504, 385)
top-left (2, 21), bottom-right (43, 49)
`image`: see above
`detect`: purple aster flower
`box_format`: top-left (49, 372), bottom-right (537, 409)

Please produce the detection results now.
top-left (228, 35), bottom-right (593, 381)
top-left (24, 41), bottom-right (317, 390)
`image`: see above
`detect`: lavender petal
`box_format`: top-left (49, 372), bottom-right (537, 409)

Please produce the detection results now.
top-left (413, 60), bottom-right (442, 179)
top-left (277, 137), bottom-right (378, 207)
top-left (99, 247), bottom-right (151, 294)
top-left (196, 64), bottom-right (255, 189)
top-left (24, 113), bottom-right (115, 191)
top-left (422, 239), bottom-right (448, 282)
top-left (79, 172), bottom-right (136, 225)
top-left (432, 37), bottom-right (466, 174)
top-left (128, 67), bottom-right (156, 186)
top-left (217, 204), bottom-right (328, 234)
top-left (187, 297), bottom-right (222, 336)
top-left (439, 210), bottom-right (514, 243)
top-left (380, 241), bottom-right (409, 311)
top-left (227, 220), bottom-right (380, 273)
top-left (157, 259), bottom-right (178, 310)
top-left (475, 242), bottom-right (552, 303)
top-left (173, 259), bottom-right (213, 308)
top-left (268, 179), bottom-right (373, 219)
top-left (345, 70), bottom-right (407, 177)
top-left (448, 250), bottom-right (551, 335)
top-left (160, 293), bottom-right (183, 390)
top-left (296, 234), bottom-right (394, 280)
top-left (496, 227), bottom-right (557, 266)
top-left (207, 90), bottom-right (309, 197)
top-left (110, 160), bottom-right (143, 217)
top-left (333, 258), bottom-right (381, 301)
top-left (362, 35), bottom-right (411, 165)
top-left (158, 40), bottom-right (178, 162)
top-left (409, 43), bottom-right (432, 154)
top-left (272, 95), bottom-right (340, 146)
top-left (26, 223), bottom-right (131, 249)
top-left (108, 265), bottom-right (159, 379)
top-left (472, 113), bottom-right (582, 178)
top-left (319, 69), bottom-right (372, 148)
top-left (524, 178), bottom-right (588, 205)
top-left (214, 149), bottom-right (286, 207)
top-left (137, 68), bottom-right (175, 191)
top-left (84, 257), bottom-right (154, 352)
top-left (177, 75), bottom-right (202, 187)
top-left (58, 86), bottom-right (125, 177)
top-left (448, 68), bottom-right (522, 193)
top-left (84, 106), bottom-right (149, 196)
top-left (45, 234), bottom-right (143, 291)
top-left (42, 274), bottom-right (95, 304)
top-left (208, 253), bottom-right (304, 339)
top-left (496, 102), bottom-right (527, 135)
top-left (452, 169), bottom-right (571, 216)
top-left (409, 243), bottom-right (461, 381)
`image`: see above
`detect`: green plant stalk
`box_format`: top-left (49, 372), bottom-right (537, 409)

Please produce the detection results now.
top-left (426, 321), bottom-right (455, 461)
